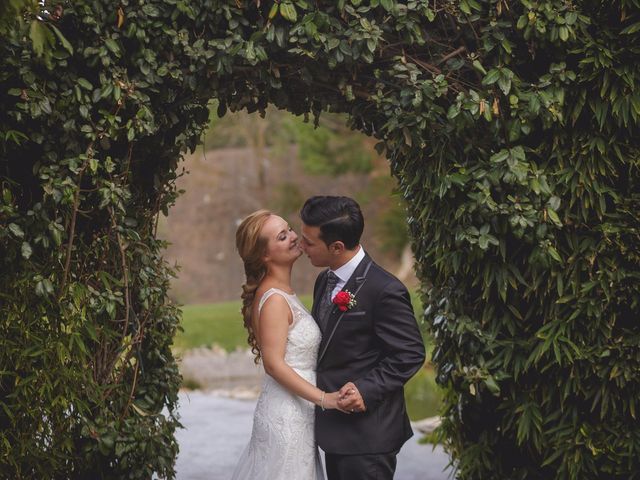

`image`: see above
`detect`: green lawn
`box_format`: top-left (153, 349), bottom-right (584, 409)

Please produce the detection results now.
top-left (174, 292), bottom-right (442, 420)
top-left (174, 294), bottom-right (313, 352)
top-left (174, 293), bottom-right (427, 352)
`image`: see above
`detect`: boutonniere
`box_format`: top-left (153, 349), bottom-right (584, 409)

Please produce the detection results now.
top-left (333, 290), bottom-right (357, 312)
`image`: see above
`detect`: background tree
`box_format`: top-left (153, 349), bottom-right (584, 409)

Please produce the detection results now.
top-left (203, 106), bottom-right (410, 259)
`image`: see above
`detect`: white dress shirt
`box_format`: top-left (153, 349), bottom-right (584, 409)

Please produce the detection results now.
top-left (329, 245), bottom-right (366, 300)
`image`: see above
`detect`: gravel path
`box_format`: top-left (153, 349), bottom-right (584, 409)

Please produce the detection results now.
top-left (175, 390), bottom-right (453, 480)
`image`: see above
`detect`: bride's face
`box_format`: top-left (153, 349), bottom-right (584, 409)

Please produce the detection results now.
top-left (261, 215), bottom-right (303, 266)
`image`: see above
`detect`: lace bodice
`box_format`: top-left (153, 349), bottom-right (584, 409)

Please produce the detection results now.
top-left (231, 288), bottom-right (324, 480)
top-left (258, 288), bottom-right (321, 372)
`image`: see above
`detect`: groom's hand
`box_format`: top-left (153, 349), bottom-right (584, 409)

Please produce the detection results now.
top-left (338, 382), bottom-right (367, 413)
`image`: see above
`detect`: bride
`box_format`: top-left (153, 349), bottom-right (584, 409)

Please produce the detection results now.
top-left (231, 210), bottom-right (344, 479)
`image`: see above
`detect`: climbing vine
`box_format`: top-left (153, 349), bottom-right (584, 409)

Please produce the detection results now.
top-left (1, 1), bottom-right (638, 478)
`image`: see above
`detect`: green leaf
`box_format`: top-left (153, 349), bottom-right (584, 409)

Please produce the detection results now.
top-left (548, 245), bottom-right (562, 262)
top-left (547, 208), bottom-right (562, 227)
top-left (279, 3), bottom-right (298, 22)
top-left (621, 22), bottom-right (640, 35)
top-left (426, 8), bottom-right (436, 21)
top-left (490, 149), bottom-right (509, 163)
top-left (510, 145), bottom-right (525, 161)
top-left (77, 78), bottom-right (93, 90)
top-left (402, 127), bottom-right (412, 146)
top-left (268, 2), bottom-right (278, 20)
top-left (497, 75), bottom-right (511, 95)
top-left (9, 223), bottom-right (24, 238)
top-left (472, 60), bottom-right (487, 75)
top-left (35, 280), bottom-right (46, 296)
top-left (50, 25), bottom-right (74, 54)
top-left (507, 304), bottom-right (523, 320)
top-left (366, 38), bottom-right (376, 53)
top-left (142, 4), bottom-right (160, 17)
top-left (105, 38), bottom-right (120, 56)
top-left (484, 376), bottom-right (500, 395)
top-left (516, 15), bottom-right (528, 29)
top-left (380, 0), bottom-right (393, 11)
top-left (559, 26), bottom-right (569, 42)
top-left (132, 403), bottom-right (150, 416)
top-left (21, 241), bottom-right (32, 259)
top-left (50, 226), bottom-right (62, 246)
top-left (482, 69), bottom-right (500, 86)
top-left (29, 20), bottom-right (54, 57)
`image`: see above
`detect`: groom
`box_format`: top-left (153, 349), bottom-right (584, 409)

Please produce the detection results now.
top-left (300, 196), bottom-right (426, 480)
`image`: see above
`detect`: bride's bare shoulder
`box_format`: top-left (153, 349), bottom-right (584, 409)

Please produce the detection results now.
top-left (253, 285), bottom-right (271, 304)
top-left (252, 285), bottom-right (279, 313)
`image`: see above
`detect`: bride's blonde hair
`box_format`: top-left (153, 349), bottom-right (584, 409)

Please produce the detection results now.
top-left (235, 210), bottom-right (272, 364)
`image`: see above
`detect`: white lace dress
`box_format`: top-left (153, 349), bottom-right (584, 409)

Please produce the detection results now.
top-left (230, 288), bottom-right (325, 480)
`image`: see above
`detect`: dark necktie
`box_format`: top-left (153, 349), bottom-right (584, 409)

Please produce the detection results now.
top-left (317, 271), bottom-right (340, 332)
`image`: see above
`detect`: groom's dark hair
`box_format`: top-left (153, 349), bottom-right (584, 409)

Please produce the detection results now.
top-left (300, 196), bottom-right (364, 250)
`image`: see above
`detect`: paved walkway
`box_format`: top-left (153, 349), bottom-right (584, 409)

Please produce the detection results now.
top-left (175, 390), bottom-right (453, 479)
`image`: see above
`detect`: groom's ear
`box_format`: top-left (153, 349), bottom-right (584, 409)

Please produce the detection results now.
top-left (329, 241), bottom-right (346, 255)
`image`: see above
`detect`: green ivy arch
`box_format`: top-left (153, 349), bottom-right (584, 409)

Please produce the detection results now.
top-left (1, 1), bottom-right (639, 478)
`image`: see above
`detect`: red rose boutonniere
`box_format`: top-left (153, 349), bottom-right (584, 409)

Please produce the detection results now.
top-left (333, 290), bottom-right (357, 312)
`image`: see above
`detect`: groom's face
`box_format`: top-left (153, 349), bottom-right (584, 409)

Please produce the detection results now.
top-left (300, 223), bottom-right (332, 268)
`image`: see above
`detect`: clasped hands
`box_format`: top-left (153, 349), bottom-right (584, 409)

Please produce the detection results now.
top-left (322, 382), bottom-right (366, 414)
top-left (337, 381), bottom-right (366, 414)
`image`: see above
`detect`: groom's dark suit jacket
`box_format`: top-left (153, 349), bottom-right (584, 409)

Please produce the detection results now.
top-left (313, 252), bottom-right (426, 455)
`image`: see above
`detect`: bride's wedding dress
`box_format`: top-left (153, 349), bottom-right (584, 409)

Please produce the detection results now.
top-left (231, 288), bottom-right (325, 480)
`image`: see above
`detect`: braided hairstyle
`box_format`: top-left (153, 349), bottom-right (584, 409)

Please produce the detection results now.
top-left (235, 210), bottom-right (272, 364)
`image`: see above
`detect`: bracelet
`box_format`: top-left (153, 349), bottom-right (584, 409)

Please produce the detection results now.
top-left (320, 391), bottom-right (326, 411)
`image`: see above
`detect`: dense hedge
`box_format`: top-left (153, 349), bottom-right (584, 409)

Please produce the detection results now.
top-left (1, 0), bottom-right (638, 478)
top-left (410, 3), bottom-right (640, 478)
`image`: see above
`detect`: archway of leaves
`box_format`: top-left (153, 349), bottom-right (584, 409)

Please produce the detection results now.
top-left (1, 1), bottom-right (639, 478)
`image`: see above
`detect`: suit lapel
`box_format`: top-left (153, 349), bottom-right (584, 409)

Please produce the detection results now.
top-left (317, 256), bottom-right (373, 365)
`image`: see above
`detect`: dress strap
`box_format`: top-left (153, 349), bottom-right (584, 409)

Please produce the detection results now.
top-left (258, 288), bottom-right (293, 314)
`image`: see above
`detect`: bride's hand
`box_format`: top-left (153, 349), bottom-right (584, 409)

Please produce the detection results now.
top-left (322, 392), bottom-right (351, 414)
